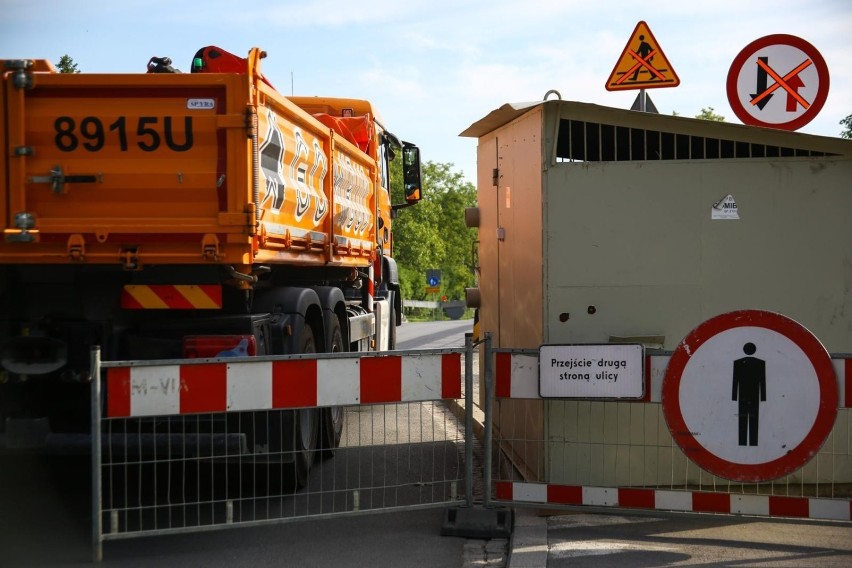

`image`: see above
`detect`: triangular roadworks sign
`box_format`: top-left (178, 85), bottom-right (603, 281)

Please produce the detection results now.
top-left (605, 21), bottom-right (680, 91)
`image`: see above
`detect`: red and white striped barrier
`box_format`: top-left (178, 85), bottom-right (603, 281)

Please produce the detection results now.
top-left (495, 481), bottom-right (852, 521)
top-left (495, 352), bottom-right (852, 407)
top-left (106, 352), bottom-right (462, 418)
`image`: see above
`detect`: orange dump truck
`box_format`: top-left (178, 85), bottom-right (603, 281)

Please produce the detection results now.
top-left (0, 47), bottom-right (422, 479)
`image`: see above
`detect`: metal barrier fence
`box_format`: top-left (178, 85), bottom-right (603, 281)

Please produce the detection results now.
top-left (88, 333), bottom-right (852, 560)
top-left (90, 343), bottom-right (476, 561)
top-left (489, 341), bottom-right (852, 522)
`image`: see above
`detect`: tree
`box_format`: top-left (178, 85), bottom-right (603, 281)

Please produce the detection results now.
top-left (695, 107), bottom-right (725, 122)
top-left (390, 161), bottom-right (477, 304)
top-left (840, 113), bottom-right (852, 139)
top-left (56, 55), bottom-right (80, 74)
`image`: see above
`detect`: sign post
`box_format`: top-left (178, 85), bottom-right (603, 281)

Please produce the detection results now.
top-left (662, 310), bottom-right (837, 482)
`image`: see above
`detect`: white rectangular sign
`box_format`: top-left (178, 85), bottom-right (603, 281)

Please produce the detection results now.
top-left (539, 344), bottom-right (645, 399)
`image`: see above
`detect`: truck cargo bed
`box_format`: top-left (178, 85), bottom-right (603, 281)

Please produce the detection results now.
top-left (1, 52), bottom-right (380, 270)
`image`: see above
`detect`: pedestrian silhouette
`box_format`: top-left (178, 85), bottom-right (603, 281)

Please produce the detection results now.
top-left (632, 35), bottom-right (655, 81)
top-left (732, 342), bottom-right (766, 446)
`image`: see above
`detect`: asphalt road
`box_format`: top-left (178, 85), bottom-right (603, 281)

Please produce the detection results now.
top-left (396, 318), bottom-right (474, 350)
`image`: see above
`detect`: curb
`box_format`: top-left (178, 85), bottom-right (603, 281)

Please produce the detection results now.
top-left (506, 509), bottom-right (548, 568)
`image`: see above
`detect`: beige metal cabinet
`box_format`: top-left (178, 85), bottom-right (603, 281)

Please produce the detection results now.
top-left (463, 99), bottom-right (852, 485)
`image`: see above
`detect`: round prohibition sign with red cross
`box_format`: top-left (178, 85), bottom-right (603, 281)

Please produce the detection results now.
top-left (662, 310), bottom-right (837, 482)
top-left (726, 34), bottom-right (829, 131)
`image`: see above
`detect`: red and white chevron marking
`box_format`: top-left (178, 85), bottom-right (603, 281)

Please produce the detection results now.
top-left (106, 352), bottom-right (462, 418)
top-left (495, 481), bottom-right (852, 521)
top-left (495, 352), bottom-right (852, 407)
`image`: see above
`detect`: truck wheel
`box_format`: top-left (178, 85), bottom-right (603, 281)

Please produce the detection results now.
top-left (320, 317), bottom-right (345, 459)
top-left (291, 324), bottom-right (319, 488)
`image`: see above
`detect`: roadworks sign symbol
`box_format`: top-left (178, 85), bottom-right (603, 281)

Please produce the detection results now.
top-left (606, 21), bottom-right (680, 91)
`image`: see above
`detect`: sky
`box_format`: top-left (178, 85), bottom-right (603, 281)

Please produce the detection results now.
top-left (2, 0), bottom-right (850, 184)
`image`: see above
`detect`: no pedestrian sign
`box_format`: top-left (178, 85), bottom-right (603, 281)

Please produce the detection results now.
top-left (726, 34), bottom-right (829, 131)
top-left (662, 310), bottom-right (837, 483)
top-left (539, 344), bottom-right (644, 399)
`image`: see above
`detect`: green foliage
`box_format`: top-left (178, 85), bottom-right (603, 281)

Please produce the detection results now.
top-left (695, 107), bottom-right (725, 121)
top-left (390, 161), bottom-right (477, 303)
top-left (840, 113), bottom-right (852, 139)
top-left (56, 55), bottom-right (80, 73)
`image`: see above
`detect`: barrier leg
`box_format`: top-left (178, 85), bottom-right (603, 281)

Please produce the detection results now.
top-left (442, 332), bottom-right (513, 539)
top-left (91, 347), bottom-right (103, 562)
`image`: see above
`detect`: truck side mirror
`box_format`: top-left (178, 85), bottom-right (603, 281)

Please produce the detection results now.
top-left (402, 142), bottom-right (422, 204)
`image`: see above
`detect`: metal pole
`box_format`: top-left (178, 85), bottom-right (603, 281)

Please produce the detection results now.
top-left (640, 89), bottom-right (647, 112)
top-left (463, 333), bottom-right (474, 507)
top-left (482, 332), bottom-right (494, 508)
top-left (90, 347), bottom-right (103, 562)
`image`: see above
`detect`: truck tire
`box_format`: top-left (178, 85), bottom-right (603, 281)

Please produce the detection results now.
top-left (286, 323), bottom-right (320, 489)
top-left (232, 307), bottom-right (319, 491)
top-left (290, 324), bottom-right (319, 488)
top-left (320, 317), bottom-right (345, 459)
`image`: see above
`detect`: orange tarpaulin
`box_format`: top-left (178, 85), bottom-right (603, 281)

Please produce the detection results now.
top-left (313, 113), bottom-right (373, 153)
